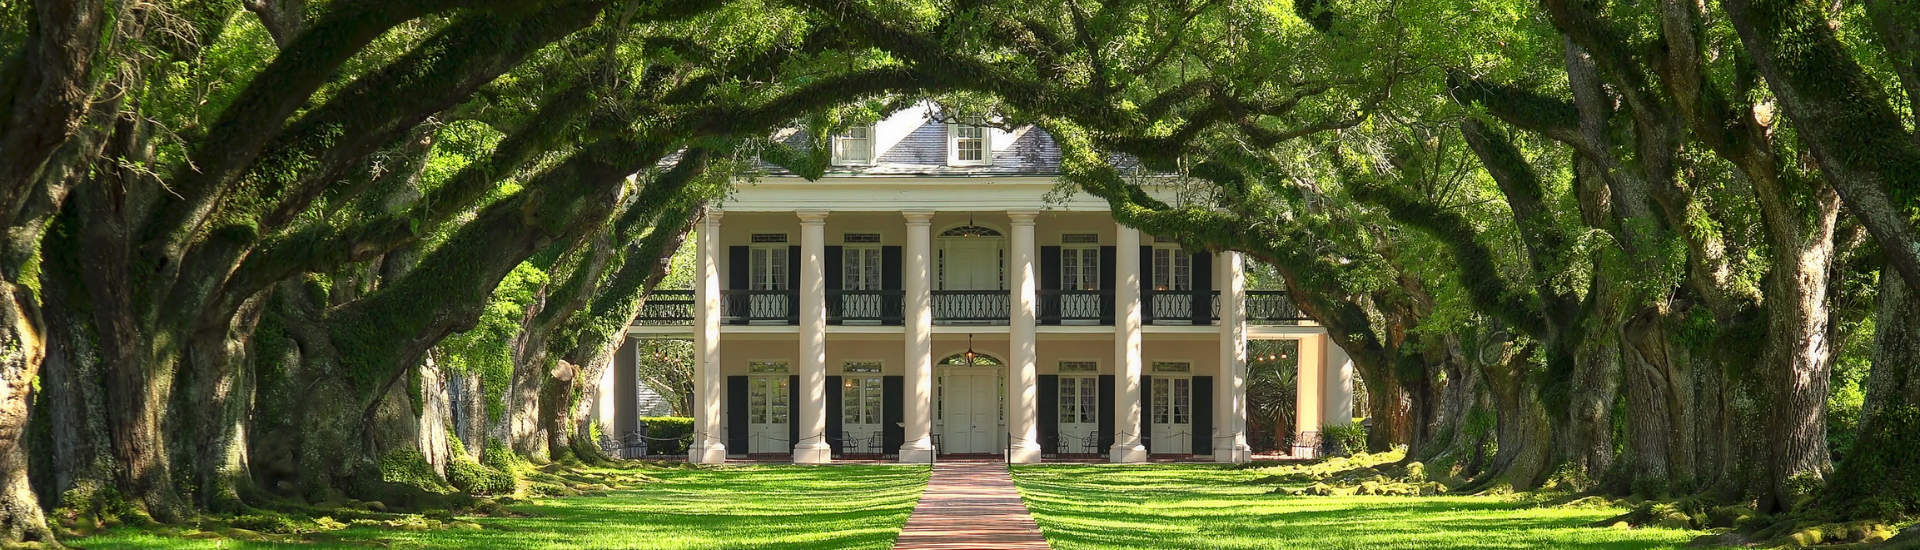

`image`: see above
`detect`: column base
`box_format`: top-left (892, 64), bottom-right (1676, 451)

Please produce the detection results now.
top-left (898, 441), bottom-right (936, 464)
top-left (792, 442), bottom-right (832, 464)
top-left (688, 442), bottom-right (728, 465)
top-left (1109, 444), bottom-right (1148, 463)
top-left (1290, 445), bottom-right (1320, 460)
top-left (1008, 444), bottom-right (1043, 464)
top-left (1213, 445), bottom-right (1252, 464)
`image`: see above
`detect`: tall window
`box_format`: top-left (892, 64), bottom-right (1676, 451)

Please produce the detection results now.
top-left (1059, 376), bottom-right (1098, 424)
top-left (951, 123), bottom-right (988, 165)
top-left (1152, 247), bottom-right (1192, 291)
top-left (842, 377), bottom-right (883, 425)
top-left (843, 247), bottom-right (882, 290)
top-left (1062, 247), bottom-right (1100, 290)
top-left (750, 245), bottom-right (789, 290)
top-left (833, 126), bottom-right (873, 165)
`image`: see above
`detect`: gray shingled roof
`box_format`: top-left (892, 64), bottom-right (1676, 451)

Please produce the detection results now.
top-left (757, 120), bottom-right (1065, 177)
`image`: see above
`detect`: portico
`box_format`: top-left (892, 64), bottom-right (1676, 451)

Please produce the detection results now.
top-left (636, 107), bottom-right (1354, 465)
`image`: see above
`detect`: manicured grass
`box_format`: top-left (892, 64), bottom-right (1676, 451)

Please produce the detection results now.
top-left (70, 465), bottom-right (929, 550)
top-left (1012, 464), bottom-right (1713, 550)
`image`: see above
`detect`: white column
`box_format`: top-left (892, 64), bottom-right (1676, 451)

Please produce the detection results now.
top-left (1324, 342), bottom-right (1355, 427)
top-left (899, 211), bottom-right (936, 463)
top-left (794, 211), bottom-right (832, 464)
top-left (1111, 224), bottom-right (1148, 462)
top-left (1008, 211), bottom-right (1042, 463)
top-left (1294, 333), bottom-right (1327, 459)
top-left (1214, 251), bottom-right (1252, 463)
top-left (690, 211), bottom-right (727, 463)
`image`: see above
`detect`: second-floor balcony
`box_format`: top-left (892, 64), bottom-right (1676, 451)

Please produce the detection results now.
top-left (630, 288), bottom-right (1310, 327)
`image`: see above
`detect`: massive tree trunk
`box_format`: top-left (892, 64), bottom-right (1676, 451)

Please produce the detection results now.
top-left (1820, 264), bottom-right (1920, 517)
top-left (1474, 342), bottom-right (1552, 491)
top-left (0, 283), bottom-right (53, 543)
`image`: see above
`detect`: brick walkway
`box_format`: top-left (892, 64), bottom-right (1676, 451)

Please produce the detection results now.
top-left (892, 461), bottom-right (1051, 550)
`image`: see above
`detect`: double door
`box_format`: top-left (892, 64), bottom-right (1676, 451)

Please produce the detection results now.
top-left (840, 376), bottom-right (884, 453)
top-left (747, 376), bottom-right (790, 454)
top-left (1057, 376), bottom-right (1101, 454)
top-left (938, 371), bottom-right (1004, 454)
top-left (1149, 377), bottom-right (1192, 454)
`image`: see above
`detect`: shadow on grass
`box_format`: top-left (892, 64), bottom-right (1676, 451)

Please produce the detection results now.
top-left (1011, 464), bottom-right (1713, 550)
top-left (70, 465), bottom-right (930, 550)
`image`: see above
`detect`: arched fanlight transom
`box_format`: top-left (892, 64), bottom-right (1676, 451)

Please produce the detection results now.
top-left (940, 225), bottom-right (1002, 237)
top-left (937, 352), bottom-right (1004, 366)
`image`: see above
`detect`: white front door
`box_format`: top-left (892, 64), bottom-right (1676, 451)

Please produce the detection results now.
top-left (939, 371), bottom-right (1003, 454)
top-left (1057, 375), bottom-right (1100, 454)
top-left (747, 376), bottom-right (789, 454)
top-left (841, 376), bottom-right (884, 453)
top-left (1150, 376), bottom-right (1193, 454)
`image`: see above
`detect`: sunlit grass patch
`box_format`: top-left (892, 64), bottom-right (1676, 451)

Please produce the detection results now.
top-left (69, 464), bottom-right (928, 550)
top-left (1012, 464), bottom-right (1716, 550)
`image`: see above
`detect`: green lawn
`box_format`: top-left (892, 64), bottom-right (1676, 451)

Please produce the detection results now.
top-left (1012, 464), bottom-right (1712, 550)
top-left (70, 465), bottom-right (928, 550)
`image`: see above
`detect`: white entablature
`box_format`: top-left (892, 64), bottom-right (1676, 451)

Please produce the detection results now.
top-left (719, 177), bottom-right (1112, 213)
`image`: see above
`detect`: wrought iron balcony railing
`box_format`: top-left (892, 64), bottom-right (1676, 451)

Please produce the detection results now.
top-left (721, 289), bottom-right (798, 324)
top-left (931, 290), bottom-right (1010, 324)
top-left (1038, 289), bottom-right (1111, 324)
top-left (827, 289), bottom-right (905, 325)
top-left (632, 290), bottom-right (696, 325)
top-left (1246, 290), bottom-right (1307, 323)
top-left (1142, 290), bottom-right (1220, 325)
top-left (632, 289), bottom-right (1308, 327)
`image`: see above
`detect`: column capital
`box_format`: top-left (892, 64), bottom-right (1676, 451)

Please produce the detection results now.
top-left (705, 209), bottom-right (725, 223)
top-left (1007, 210), bottom-right (1039, 225)
top-left (903, 210), bottom-right (935, 225)
top-left (797, 210), bottom-right (829, 224)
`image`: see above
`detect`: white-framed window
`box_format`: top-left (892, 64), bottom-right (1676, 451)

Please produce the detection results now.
top-left (833, 125), bottom-right (874, 165)
top-left (1059, 375), bottom-right (1099, 424)
top-left (1151, 377), bottom-right (1191, 425)
top-left (1152, 247), bottom-right (1192, 291)
top-left (1151, 361), bottom-right (1192, 373)
top-left (950, 122), bottom-right (990, 165)
top-left (843, 361), bottom-right (883, 374)
top-left (842, 376), bottom-right (883, 425)
top-left (1058, 360), bottom-right (1099, 373)
top-left (749, 361), bottom-right (790, 373)
top-left (1062, 245), bottom-right (1101, 291)
top-left (843, 246), bottom-right (883, 291)
top-left (750, 245), bottom-right (790, 291)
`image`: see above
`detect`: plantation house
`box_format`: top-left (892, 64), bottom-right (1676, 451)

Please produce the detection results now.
top-left (602, 106), bottom-right (1356, 464)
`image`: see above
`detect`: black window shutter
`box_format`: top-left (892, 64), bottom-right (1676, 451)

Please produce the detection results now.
top-left (786, 245), bottom-right (801, 324)
top-left (729, 246), bottom-right (749, 325)
top-left (1098, 375), bottom-right (1116, 451)
top-left (1142, 375), bottom-right (1154, 453)
top-left (826, 375), bottom-right (844, 455)
top-left (1191, 252), bottom-right (1213, 325)
top-left (1139, 245), bottom-right (1154, 322)
top-left (882, 246), bottom-right (903, 326)
top-left (1193, 376), bottom-right (1214, 456)
top-left (883, 376), bottom-right (905, 454)
top-left (1040, 246), bottom-right (1061, 325)
top-left (1099, 246), bottom-right (1117, 324)
top-left (825, 246), bottom-right (843, 325)
top-left (1038, 375), bottom-right (1059, 454)
top-left (727, 376), bottom-right (748, 452)
top-left (787, 375), bottom-right (801, 452)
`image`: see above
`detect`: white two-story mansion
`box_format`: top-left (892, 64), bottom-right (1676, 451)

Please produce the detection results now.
top-left (601, 105), bottom-right (1357, 464)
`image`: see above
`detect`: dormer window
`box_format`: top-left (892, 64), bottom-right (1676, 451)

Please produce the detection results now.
top-left (833, 126), bottom-right (874, 165)
top-left (950, 122), bottom-right (990, 165)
